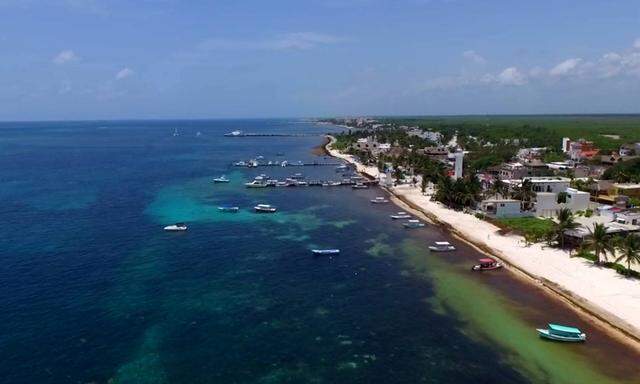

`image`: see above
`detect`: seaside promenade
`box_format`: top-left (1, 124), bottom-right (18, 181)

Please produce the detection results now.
top-left (325, 135), bottom-right (640, 345)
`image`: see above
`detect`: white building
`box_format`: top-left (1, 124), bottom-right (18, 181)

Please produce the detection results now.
top-left (535, 187), bottom-right (591, 217)
top-left (526, 177), bottom-right (571, 194)
top-left (615, 211), bottom-right (640, 226)
top-left (480, 199), bottom-right (523, 218)
top-left (452, 151), bottom-right (464, 179)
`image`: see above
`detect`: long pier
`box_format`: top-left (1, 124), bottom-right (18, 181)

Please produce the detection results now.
top-left (224, 133), bottom-right (321, 137)
top-left (233, 160), bottom-right (341, 167)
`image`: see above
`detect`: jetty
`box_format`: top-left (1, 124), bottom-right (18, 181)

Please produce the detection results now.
top-left (224, 130), bottom-right (321, 138)
top-left (233, 159), bottom-right (341, 168)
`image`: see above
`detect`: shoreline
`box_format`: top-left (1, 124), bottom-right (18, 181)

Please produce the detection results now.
top-left (324, 134), bottom-right (640, 350)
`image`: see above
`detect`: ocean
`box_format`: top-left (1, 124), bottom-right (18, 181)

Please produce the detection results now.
top-left (1, 119), bottom-right (638, 384)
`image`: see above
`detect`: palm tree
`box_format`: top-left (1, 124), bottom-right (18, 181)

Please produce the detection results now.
top-left (489, 177), bottom-right (508, 199)
top-left (615, 235), bottom-right (640, 276)
top-left (583, 223), bottom-right (616, 264)
top-left (512, 179), bottom-right (534, 211)
top-left (555, 208), bottom-right (579, 249)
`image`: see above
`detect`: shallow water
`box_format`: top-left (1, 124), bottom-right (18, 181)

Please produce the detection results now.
top-left (1, 119), bottom-right (638, 383)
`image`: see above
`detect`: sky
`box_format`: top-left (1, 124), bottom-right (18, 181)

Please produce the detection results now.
top-left (0, 0), bottom-right (639, 120)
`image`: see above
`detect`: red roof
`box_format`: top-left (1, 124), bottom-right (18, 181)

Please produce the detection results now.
top-left (479, 258), bottom-right (495, 263)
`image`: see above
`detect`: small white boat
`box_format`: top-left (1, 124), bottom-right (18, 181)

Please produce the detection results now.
top-left (164, 222), bottom-right (187, 231)
top-left (428, 241), bottom-right (456, 252)
top-left (213, 175), bottom-right (230, 183)
top-left (329, 181), bottom-right (342, 186)
top-left (172, 128), bottom-right (179, 137)
top-left (254, 204), bottom-right (277, 213)
top-left (391, 214), bottom-right (412, 219)
top-left (370, 197), bottom-right (389, 204)
top-left (218, 206), bottom-right (239, 212)
top-left (311, 249), bottom-right (340, 255)
top-left (276, 181), bottom-right (287, 187)
top-left (352, 183), bottom-right (368, 189)
top-left (224, 130), bottom-right (243, 137)
top-left (403, 220), bottom-right (425, 228)
top-left (245, 180), bottom-right (267, 188)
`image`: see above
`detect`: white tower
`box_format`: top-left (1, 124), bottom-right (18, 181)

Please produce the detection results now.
top-left (562, 137), bottom-right (571, 153)
top-left (453, 151), bottom-right (464, 179)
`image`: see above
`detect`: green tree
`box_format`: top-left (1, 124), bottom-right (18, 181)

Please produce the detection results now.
top-left (512, 179), bottom-right (535, 211)
top-left (582, 223), bottom-right (616, 264)
top-left (489, 178), bottom-right (508, 199)
top-left (614, 235), bottom-right (640, 276)
top-left (555, 208), bottom-right (579, 249)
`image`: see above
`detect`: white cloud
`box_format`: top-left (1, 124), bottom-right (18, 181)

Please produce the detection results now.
top-left (549, 58), bottom-right (583, 76)
top-left (634, 38), bottom-right (640, 50)
top-left (115, 67), bottom-right (134, 80)
top-left (482, 67), bottom-right (527, 86)
top-left (462, 50), bottom-right (486, 64)
top-left (53, 50), bottom-right (79, 64)
top-left (198, 32), bottom-right (344, 51)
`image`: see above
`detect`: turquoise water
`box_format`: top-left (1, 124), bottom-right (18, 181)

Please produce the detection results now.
top-left (0, 120), bottom-right (637, 383)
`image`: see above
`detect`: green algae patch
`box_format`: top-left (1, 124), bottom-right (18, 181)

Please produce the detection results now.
top-left (365, 234), bottom-right (394, 258)
top-left (111, 325), bottom-right (168, 384)
top-left (401, 239), bottom-right (628, 384)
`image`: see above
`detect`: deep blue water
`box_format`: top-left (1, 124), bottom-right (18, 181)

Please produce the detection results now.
top-left (0, 120), bottom-right (530, 383)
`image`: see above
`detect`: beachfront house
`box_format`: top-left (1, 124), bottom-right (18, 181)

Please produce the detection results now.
top-left (527, 176), bottom-right (572, 193)
top-left (534, 188), bottom-right (591, 218)
top-left (479, 198), bottom-right (524, 218)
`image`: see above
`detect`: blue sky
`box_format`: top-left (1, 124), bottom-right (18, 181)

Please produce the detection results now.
top-left (1, 0), bottom-right (639, 120)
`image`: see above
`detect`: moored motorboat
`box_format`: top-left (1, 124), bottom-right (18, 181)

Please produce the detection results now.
top-left (311, 249), bottom-right (340, 255)
top-left (245, 180), bottom-right (267, 188)
top-left (213, 175), bottom-right (230, 183)
top-left (370, 197), bottom-right (389, 204)
top-left (471, 258), bottom-right (502, 271)
top-left (403, 219), bottom-right (425, 228)
top-left (390, 213), bottom-right (412, 219)
top-left (164, 222), bottom-right (187, 231)
top-left (218, 206), bottom-right (239, 212)
top-left (352, 183), bottom-right (368, 189)
top-left (428, 241), bottom-right (456, 252)
top-left (254, 204), bottom-right (277, 213)
top-left (537, 324), bottom-right (586, 342)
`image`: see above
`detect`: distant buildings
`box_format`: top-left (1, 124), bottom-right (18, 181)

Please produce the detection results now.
top-left (562, 138), bottom-right (599, 161)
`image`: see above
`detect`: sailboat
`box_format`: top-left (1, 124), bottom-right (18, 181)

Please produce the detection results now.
top-left (172, 128), bottom-right (179, 137)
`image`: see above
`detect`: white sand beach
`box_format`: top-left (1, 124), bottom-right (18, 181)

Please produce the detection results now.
top-left (326, 136), bottom-right (640, 343)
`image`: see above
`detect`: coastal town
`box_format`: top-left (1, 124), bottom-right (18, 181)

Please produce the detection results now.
top-left (323, 116), bottom-right (640, 341)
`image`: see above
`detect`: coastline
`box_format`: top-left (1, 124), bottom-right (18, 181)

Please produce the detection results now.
top-left (324, 134), bottom-right (640, 349)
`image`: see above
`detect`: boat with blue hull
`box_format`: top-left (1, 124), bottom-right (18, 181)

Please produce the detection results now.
top-left (537, 324), bottom-right (586, 342)
top-left (218, 206), bottom-right (239, 212)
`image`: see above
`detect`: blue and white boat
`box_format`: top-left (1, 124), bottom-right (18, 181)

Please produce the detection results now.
top-left (213, 175), bottom-right (230, 183)
top-left (403, 220), bottom-right (425, 228)
top-left (254, 204), bottom-right (277, 213)
top-left (164, 222), bottom-right (187, 231)
top-left (391, 212), bottom-right (412, 219)
top-left (218, 206), bottom-right (239, 212)
top-left (537, 324), bottom-right (586, 342)
top-left (311, 249), bottom-right (340, 255)
top-left (429, 241), bottom-right (456, 252)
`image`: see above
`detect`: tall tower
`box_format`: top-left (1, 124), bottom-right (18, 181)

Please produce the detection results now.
top-left (453, 151), bottom-right (464, 179)
top-left (562, 137), bottom-right (571, 153)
